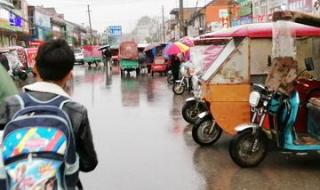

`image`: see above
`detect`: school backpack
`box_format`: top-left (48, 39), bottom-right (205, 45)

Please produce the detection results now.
top-left (0, 93), bottom-right (78, 190)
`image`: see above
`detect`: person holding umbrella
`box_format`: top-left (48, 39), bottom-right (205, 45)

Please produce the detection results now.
top-left (171, 54), bottom-right (181, 82)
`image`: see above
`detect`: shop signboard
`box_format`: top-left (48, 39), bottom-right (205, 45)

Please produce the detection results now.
top-left (240, 15), bottom-right (253, 25)
top-left (34, 11), bottom-right (52, 41)
top-left (108, 25), bottom-right (122, 37)
top-left (34, 11), bottom-right (51, 29)
top-left (0, 7), bottom-right (12, 30)
top-left (26, 47), bottom-right (38, 68)
top-left (0, 8), bottom-right (24, 31)
top-left (9, 12), bottom-right (23, 32)
top-left (237, 0), bottom-right (253, 17)
top-left (219, 9), bottom-right (229, 18)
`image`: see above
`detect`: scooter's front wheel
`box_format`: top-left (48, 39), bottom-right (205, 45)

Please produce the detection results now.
top-left (173, 82), bottom-right (185, 95)
top-left (182, 101), bottom-right (207, 124)
top-left (192, 118), bottom-right (222, 146)
top-left (229, 129), bottom-right (268, 168)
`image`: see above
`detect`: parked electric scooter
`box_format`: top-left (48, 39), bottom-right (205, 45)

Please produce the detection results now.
top-left (172, 63), bottom-right (193, 95)
top-left (229, 58), bottom-right (320, 167)
top-left (182, 73), bottom-right (208, 124)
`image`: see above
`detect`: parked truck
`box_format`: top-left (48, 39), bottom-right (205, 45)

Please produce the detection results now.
top-left (119, 41), bottom-right (140, 76)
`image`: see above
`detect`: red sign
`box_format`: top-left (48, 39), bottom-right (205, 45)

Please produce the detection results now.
top-left (26, 48), bottom-right (38, 68)
top-left (29, 40), bottom-right (44, 47)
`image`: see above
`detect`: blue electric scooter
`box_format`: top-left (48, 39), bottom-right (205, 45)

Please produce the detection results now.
top-left (229, 58), bottom-right (320, 167)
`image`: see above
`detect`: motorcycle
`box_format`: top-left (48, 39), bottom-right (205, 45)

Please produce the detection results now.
top-left (229, 58), bottom-right (320, 168)
top-left (10, 67), bottom-right (28, 81)
top-left (172, 64), bottom-right (193, 95)
top-left (182, 74), bottom-right (209, 124)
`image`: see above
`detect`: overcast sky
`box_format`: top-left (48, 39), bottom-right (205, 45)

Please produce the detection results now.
top-left (26, 0), bottom-right (208, 33)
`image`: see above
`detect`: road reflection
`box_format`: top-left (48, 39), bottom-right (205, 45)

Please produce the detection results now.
top-left (121, 77), bottom-right (140, 107)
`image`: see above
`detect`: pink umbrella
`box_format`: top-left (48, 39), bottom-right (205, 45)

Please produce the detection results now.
top-left (164, 43), bottom-right (189, 55)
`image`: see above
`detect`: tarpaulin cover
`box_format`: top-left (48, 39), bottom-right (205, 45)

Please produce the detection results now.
top-left (119, 41), bottom-right (139, 60)
top-left (200, 22), bottom-right (320, 39)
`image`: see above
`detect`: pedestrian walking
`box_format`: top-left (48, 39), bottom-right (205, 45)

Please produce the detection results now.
top-left (171, 54), bottom-right (181, 82)
top-left (0, 39), bottom-right (98, 190)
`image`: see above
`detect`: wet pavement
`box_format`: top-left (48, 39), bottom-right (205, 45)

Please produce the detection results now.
top-left (34, 65), bottom-right (320, 189)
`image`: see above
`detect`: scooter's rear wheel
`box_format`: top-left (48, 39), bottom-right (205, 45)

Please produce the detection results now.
top-left (229, 129), bottom-right (268, 168)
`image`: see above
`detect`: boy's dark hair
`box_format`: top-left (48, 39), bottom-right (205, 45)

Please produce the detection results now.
top-left (36, 39), bottom-right (75, 81)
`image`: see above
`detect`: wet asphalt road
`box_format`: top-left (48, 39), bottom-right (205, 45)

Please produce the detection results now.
top-left (64, 65), bottom-right (320, 189)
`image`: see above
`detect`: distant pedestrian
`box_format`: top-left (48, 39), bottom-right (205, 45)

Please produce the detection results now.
top-left (171, 55), bottom-right (181, 82)
top-left (0, 64), bottom-right (18, 103)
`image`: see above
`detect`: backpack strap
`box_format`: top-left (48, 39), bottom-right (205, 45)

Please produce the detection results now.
top-left (19, 92), bottom-right (70, 109)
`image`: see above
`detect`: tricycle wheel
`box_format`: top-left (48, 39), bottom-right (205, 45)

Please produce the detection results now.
top-left (182, 101), bottom-right (207, 124)
top-left (173, 82), bottom-right (185, 95)
top-left (229, 129), bottom-right (268, 168)
top-left (192, 118), bottom-right (222, 146)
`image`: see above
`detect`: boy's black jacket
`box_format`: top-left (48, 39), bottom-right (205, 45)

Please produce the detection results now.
top-left (0, 91), bottom-right (98, 172)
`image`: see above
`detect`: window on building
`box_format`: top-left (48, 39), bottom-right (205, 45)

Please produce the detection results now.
top-left (12, 0), bottom-right (21, 9)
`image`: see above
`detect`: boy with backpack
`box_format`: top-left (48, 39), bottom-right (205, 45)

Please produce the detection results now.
top-left (0, 39), bottom-right (98, 190)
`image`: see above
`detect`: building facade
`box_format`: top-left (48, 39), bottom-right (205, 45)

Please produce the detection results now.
top-left (0, 0), bottom-right (26, 47)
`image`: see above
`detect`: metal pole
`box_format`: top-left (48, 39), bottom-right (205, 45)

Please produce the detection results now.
top-left (87, 4), bottom-right (93, 45)
top-left (162, 5), bottom-right (166, 42)
top-left (179, 0), bottom-right (184, 38)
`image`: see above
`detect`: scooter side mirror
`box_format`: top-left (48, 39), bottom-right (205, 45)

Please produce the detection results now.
top-left (305, 57), bottom-right (315, 71)
top-left (267, 55), bottom-right (272, 67)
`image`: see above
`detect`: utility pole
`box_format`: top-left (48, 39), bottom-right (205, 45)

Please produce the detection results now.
top-left (87, 4), bottom-right (93, 45)
top-left (162, 5), bottom-right (166, 43)
top-left (179, 0), bottom-right (184, 38)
